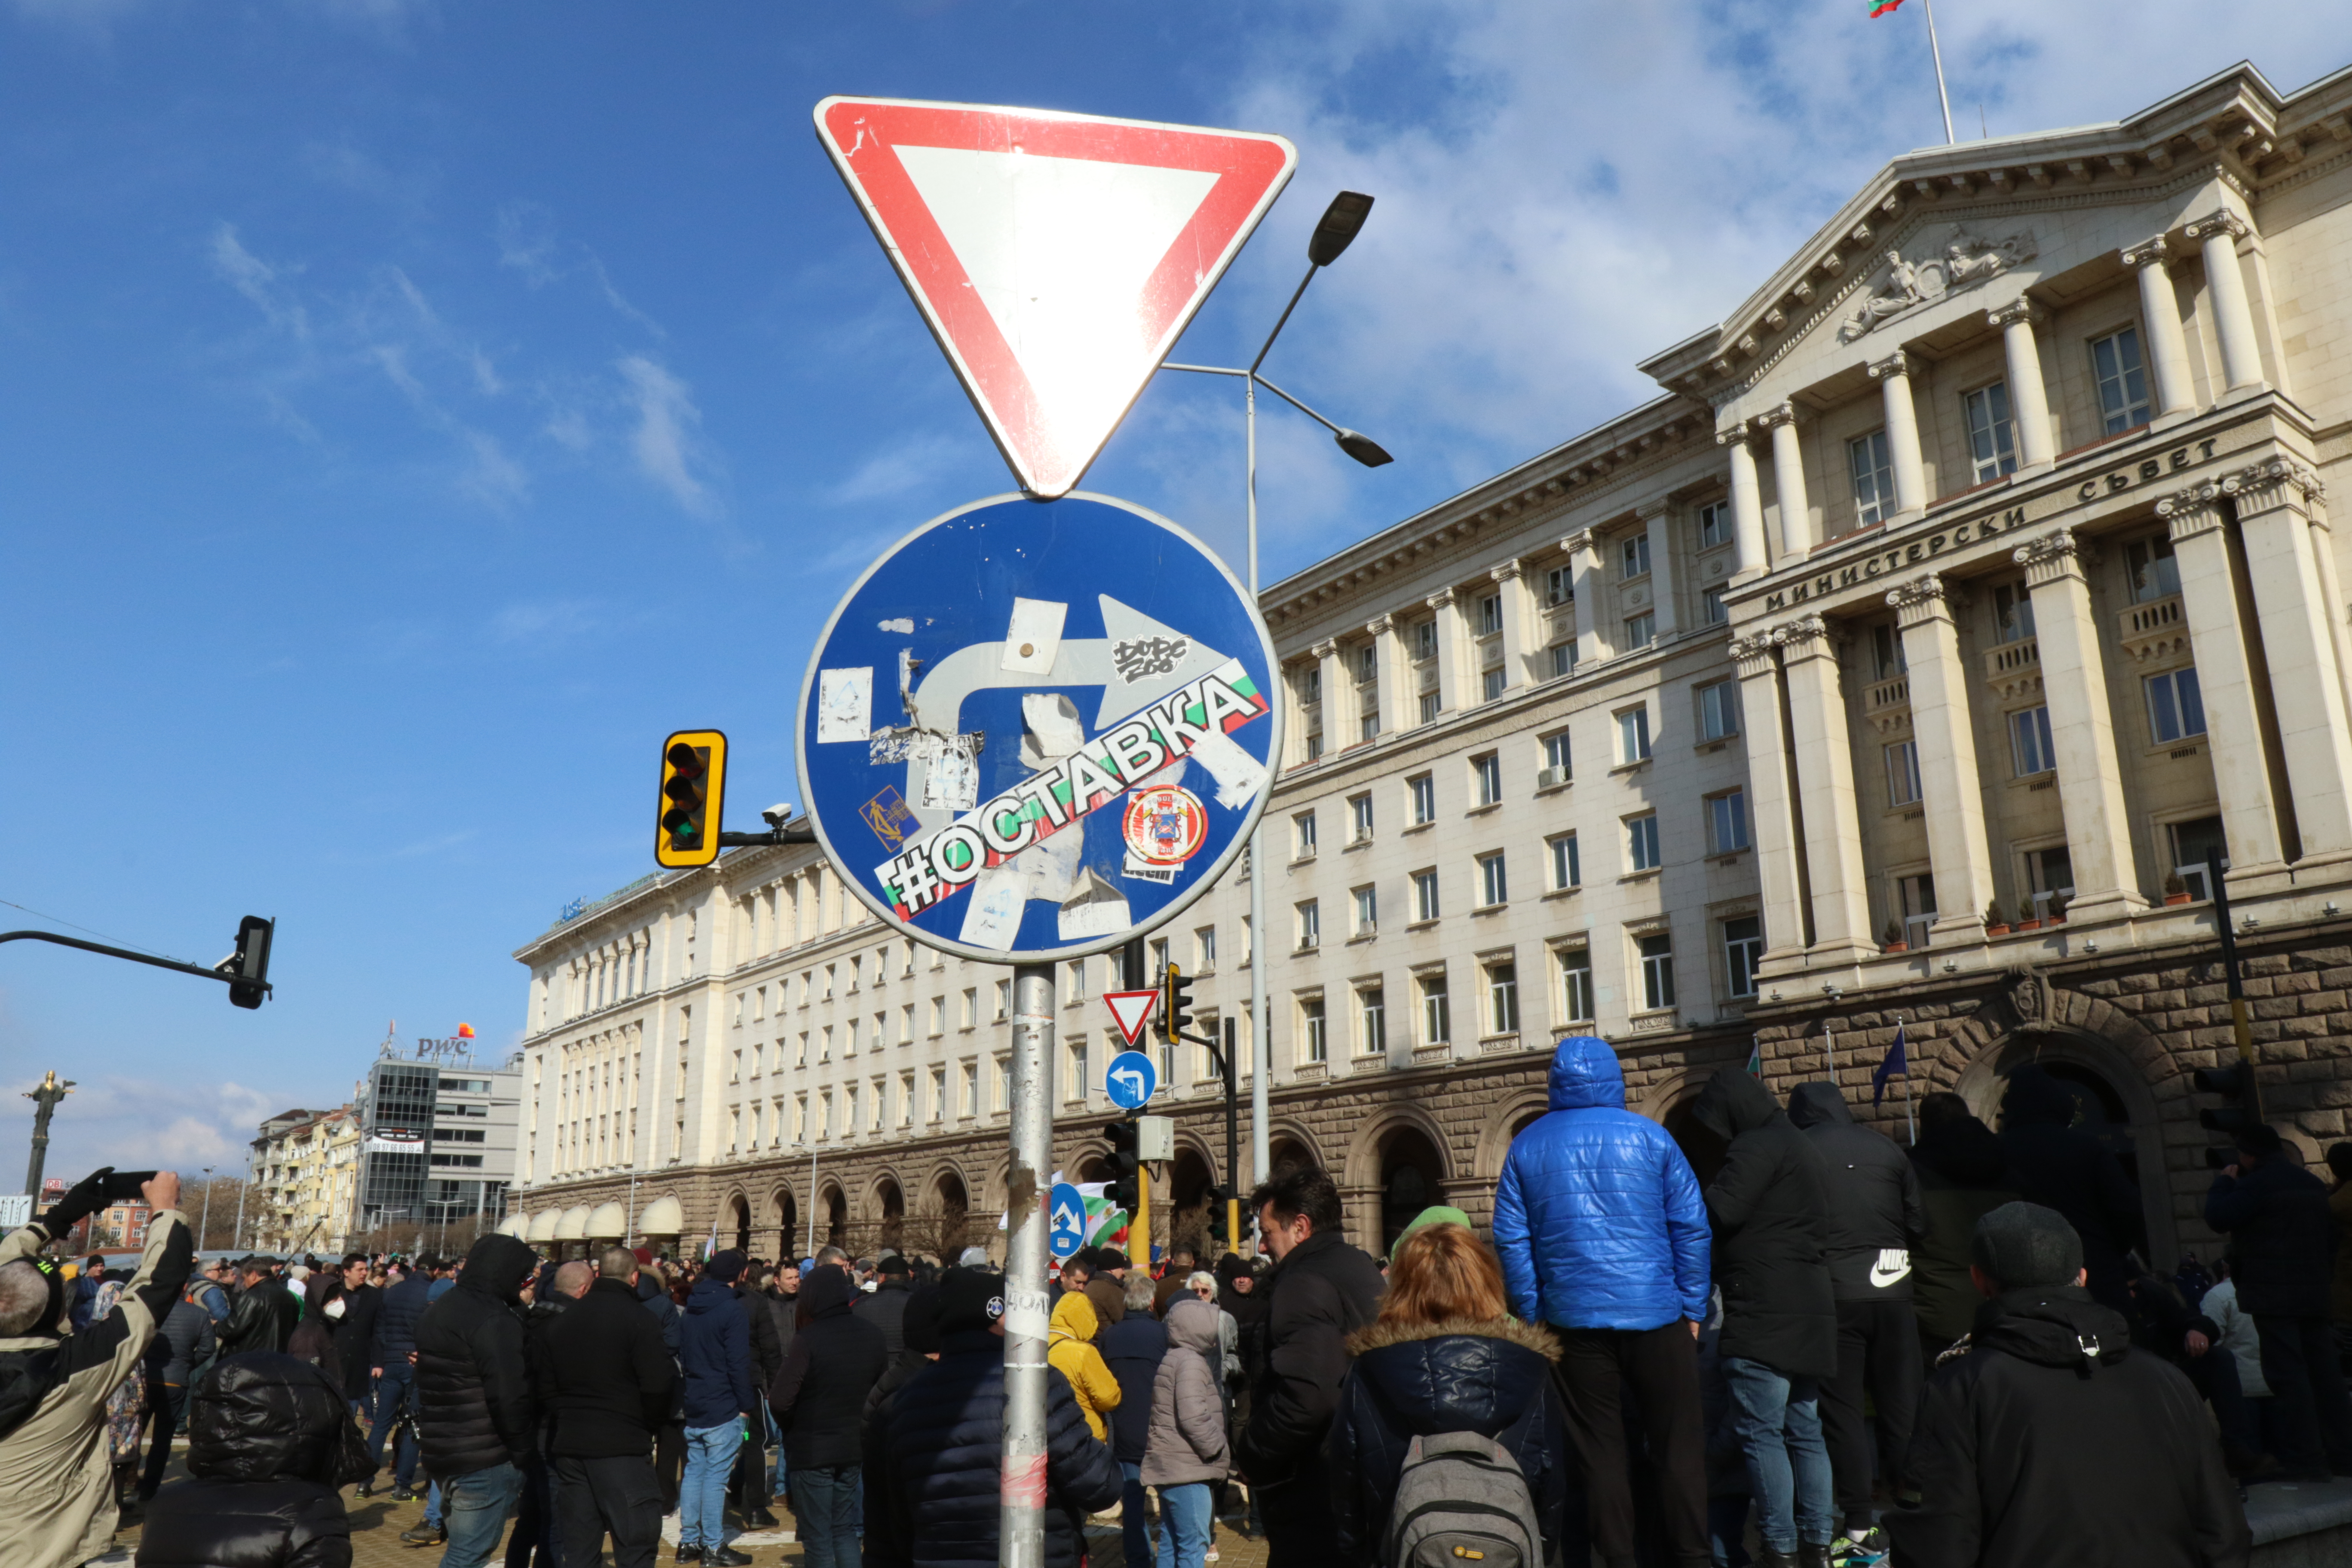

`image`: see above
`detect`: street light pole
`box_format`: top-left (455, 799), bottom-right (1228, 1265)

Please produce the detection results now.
top-left (198, 1167), bottom-right (215, 1253)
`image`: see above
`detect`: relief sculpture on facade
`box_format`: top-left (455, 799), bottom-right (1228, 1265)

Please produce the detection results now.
top-left (1838, 226), bottom-right (2040, 343)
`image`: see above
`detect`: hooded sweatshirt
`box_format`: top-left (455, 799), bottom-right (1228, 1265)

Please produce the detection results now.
top-left (1785, 1081), bottom-right (1926, 1302)
top-left (1045, 1291), bottom-right (1121, 1441)
top-left (679, 1273), bottom-right (756, 1430)
top-left (1692, 1068), bottom-right (1836, 1378)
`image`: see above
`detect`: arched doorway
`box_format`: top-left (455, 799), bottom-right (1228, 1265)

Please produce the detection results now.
top-left (877, 1177), bottom-right (906, 1250)
top-left (934, 1171), bottom-right (970, 1258)
top-left (772, 1189), bottom-right (799, 1260)
top-left (728, 1195), bottom-right (750, 1255)
top-left (1376, 1125), bottom-right (1447, 1257)
top-left (822, 1185), bottom-right (848, 1251)
top-left (1268, 1136), bottom-right (1314, 1177)
top-left (1664, 1093), bottom-right (1730, 1191)
top-left (1169, 1145), bottom-right (1214, 1258)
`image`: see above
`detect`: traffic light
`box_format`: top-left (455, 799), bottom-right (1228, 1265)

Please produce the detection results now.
top-left (1159, 964), bottom-right (1196, 1043)
top-left (220, 916), bottom-right (274, 1010)
top-left (1105, 1119), bottom-right (1141, 1212)
top-left (1205, 1184), bottom-right (1233, 1246)
top-left (656, 730), bottom-right (729, 868)
top-left (2193, 1062), bottom-right (2261, 1169)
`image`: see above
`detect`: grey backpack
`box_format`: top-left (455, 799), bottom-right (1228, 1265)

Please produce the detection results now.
top-left (1381, 1430), bottom-right (1544, 1568)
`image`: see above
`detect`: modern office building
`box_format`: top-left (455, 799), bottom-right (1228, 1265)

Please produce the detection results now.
top-left (353, 1038), bottom-right (522, 1243)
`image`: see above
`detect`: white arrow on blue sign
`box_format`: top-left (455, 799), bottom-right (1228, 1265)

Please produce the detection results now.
top-left (796, 492), bottom-right (1282, 964)
top-left (1105, 1049), bottom-right (1157, 1112)
top-left (1048, 1181), bottom-right (1088, 1260)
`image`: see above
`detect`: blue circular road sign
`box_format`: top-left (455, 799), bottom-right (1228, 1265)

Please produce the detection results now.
top-left (1104, 1049), bottom-right (1157, 1111)
top-left (796, 492), bottom-right (1281, 963)
top-left (1048, 1181), bottom-right (1088, 1260)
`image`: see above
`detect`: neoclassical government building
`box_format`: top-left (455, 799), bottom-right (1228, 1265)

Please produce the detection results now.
top-left (505, 59), bottom-right (2352, 1273)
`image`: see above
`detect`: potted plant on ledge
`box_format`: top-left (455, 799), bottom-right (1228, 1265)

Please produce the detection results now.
top-left (2163, 871), bottom-right (2192, 906)
top-left (1881, 918), bottom-right (1908, 954)
top-left (2047, 889), bottom-right (2070, 925)
top-left (1984, 900), bottom-right (2010, 937)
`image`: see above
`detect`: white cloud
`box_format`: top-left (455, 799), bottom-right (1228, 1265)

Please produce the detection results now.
top-left (9, 1073), bottom-right (282, 1176)
top-left (209, 224), bottom-right (309, 340)
top-left (618, 354), bottom-right (719, 515)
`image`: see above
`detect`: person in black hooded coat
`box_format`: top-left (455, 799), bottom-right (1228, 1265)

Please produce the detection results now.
top-left (413, 1233), bottom-right (541, 1563)
top-left (769, 1266), bottom-right (887, 1568)
top-left (1690, 1067), bottom-right (1835, 1568)
top-left (135, 1350), bottom-right (371, 1568)
top-left (1906, 1093), bottom-right (2020, 1362)
top-left (860, 1284), bottom-right (944, 1568)
top-left (1997, 1064), bottom-right (2144, 1311)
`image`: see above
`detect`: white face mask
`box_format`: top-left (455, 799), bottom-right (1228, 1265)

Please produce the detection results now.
top-left (324, 1297), bottom-right (347, 1320)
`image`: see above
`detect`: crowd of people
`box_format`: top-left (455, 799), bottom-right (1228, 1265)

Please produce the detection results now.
top-left (3, 1032), bottom-right (2338, 1567)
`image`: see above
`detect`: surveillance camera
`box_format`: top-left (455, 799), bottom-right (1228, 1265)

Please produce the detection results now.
top-left (761, 802), bottom-right (799, 829)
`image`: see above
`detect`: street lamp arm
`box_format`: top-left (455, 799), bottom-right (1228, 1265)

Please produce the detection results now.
top-left (1161, 362), bottom-right (1250, 378)
top-left (1250, 262), bottom-right (1321, 376)
top-left (1249, 375), bottom-right (1346, 437)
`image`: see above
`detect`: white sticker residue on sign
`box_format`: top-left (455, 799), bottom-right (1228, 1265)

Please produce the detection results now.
top-left (959, 864), bottom-right (1028, 951)
top-left (816, 667), bottom-right (873, 743)
top-left (922, 746), bottom-right (980, 812)
top-left (1000, 598), bottom-right (1068, 675)
top-left (1058, 870), bottom-right (1132, 938)
top-left (1185, 726), bottom-right (1268, 808)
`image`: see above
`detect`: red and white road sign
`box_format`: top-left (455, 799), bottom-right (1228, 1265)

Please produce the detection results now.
top-left (814, 97), bottom-right (1296, 499)
top-left (1102, 989), bottom-right (1160, 1049)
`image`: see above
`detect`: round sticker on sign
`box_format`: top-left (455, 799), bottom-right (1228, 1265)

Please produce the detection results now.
top-left (1121, 785), bottom-right (1208, 874)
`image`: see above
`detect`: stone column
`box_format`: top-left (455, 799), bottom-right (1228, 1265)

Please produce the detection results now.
top-left (1491, 558), bottom-right (1537, 690)
top-left (2122, 236), bottom-right (2196, 420)
top-left (1314, 639), bottom-right (1346, 751)
top-left (1889, 575), bottom-right (1996, 940)
top-left (2184, 210), bottom-right (2266, 394)
top-left (1720, 424), bottom-right (1768, 575)
top-left (1868, 352), bottom-right (1929, 515)
top-left (2157, 480), bottom-right (2288, 876)
top-left (1775, 616), bottom-right (1875, 958)
top-left (1760, 403), bottom-right (1814, 557)
top-left (2013, 532), bottom-right (2143, 916)
top-left (1731, 632), bottom-right (1807, 960)
top-left (1639, 505), bottom-right (1678, 640)
top-left (2228, 459), bottom-right (2352, 860)
top-left (1365, 612), bottom-right (1410, 738)
top-left (1563, 533), bottom-right (1606, 665)
top-left (1426, 588), bottom-right (1466, 715)
top-left (1988, 298), bottom-right (2058, 468)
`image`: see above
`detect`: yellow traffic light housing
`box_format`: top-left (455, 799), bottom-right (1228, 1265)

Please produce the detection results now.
top-left (656, 729), bottom-right (728, 867)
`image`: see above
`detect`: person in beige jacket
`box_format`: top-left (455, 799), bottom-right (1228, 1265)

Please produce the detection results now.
top-left (1143, 1295), bottom-right (1230, 1568)
top-left (0, 1167), bottom-right (195, 1568)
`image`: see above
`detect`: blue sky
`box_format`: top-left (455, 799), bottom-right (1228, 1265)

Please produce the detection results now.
top-left (5, 0), bottom-right (2346, 1178)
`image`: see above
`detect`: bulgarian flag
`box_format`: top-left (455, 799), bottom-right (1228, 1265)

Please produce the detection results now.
top-left (1869, 0), bottom-right (1903, 13)
top-left (1077, 1183), bottom-right (1131, 1253)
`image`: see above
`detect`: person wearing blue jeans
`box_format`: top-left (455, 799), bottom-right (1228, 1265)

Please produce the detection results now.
top-left (678, 1250), bottom-right (759, 1565)
top-left (1155, 1482), bottom-right (1214, 1568)
top-left (785, 1465), bottom-right (860, 1568)
top-left (368, 1359), bottom-right (422, 1495)
top-left (441, 1460), bottom-right (526, 1568)
top-left (1721, 1358), bottom-right (1832, 1562)
top-left (1119, 1463), bottom-right (1152, 1566)
top-left (680, 1420), bottom-right (743, 1559)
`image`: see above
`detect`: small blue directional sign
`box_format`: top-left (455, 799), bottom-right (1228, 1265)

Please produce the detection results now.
top-left (1048, 1182), bottom-right (1087, 1260)
top-left (797, 492), bottom-right (1281, 963)
top-left (1105, 1049), bottom-right (1157, 1112)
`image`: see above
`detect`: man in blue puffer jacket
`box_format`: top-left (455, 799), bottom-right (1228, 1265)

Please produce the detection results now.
top-left (1493, 1034), bottom-right (1714, 1568)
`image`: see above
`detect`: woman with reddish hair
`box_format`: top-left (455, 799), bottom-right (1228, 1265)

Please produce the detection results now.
top-left (1326, 1217), bottom-right (1576, 1565)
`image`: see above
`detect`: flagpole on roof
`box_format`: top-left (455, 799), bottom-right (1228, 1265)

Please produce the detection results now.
top-left (1921, 0), bottom-right (1956, 145)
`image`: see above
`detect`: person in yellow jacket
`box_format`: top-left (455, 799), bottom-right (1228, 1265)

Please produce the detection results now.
top-left (1045, 1288), bottom-right (1121, 1440)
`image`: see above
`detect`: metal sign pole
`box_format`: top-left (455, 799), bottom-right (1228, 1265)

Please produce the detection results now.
top-left (1001, 963), bottom-right (1056, 1568)
top-left (1246, 376), bottom-right (1271, 1199)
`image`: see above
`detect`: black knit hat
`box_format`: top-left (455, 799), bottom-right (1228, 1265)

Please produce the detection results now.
top-left (937, 1267), bottom-right (1004, 1334)
top-left (1971, 1201), bottom-right (2083, 1289)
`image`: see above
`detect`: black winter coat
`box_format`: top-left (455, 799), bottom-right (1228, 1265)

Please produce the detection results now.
top-left (637, 1272), bottom-right (683, 1359)
top-left (217, 1277), bottom-right (301, 1359)
top-left (858, 1277), bottom-right (914, 1355)
top-left (1999, 1066), bottom-right (2144, 1310)
top-left (1908, 1113), bottom-right (2021, 1344)
top-left (1693, 1068), bottom-right (1837, 1378)
top-left (2207, 1157), bottom-right (2336, 1317)
top-left (371, 1272), bottom-right (434, 1363)
top-left (884, 1328), bottom-right (1121, 1568)
top-left (735, 1281), bottom-right (784, 1387)
top-left (1787, 1082), bottom-right (1926, 1302)
top-left (136, 1351), bottom-right (371, 1568)
top-left (539, 1276), bottom-right (677, 1458)
top-left (335, 1284), bottom-right (380, 1400)
top-left (414, 1234), bottom-right (539, 1479)
top-left (1885, 1286), bottom-right (2251, 1568)
top-left (1234, 1229), bottom-right (1385, 1488)
top-left (769, 1269), bottom-right (887, 1470)
top-left (861, 1347), bottom-right (932, 1568)
top-left (1326, 1319), bottom-right (1574, 1568)
top-left (1099, 1312), bottom-right (1167, 1465)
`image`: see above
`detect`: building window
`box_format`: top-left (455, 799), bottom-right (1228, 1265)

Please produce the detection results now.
top-left (1358, 988), bottom-right (1386, 1054)
top-left (1300, 998), bottom-right (1328, 1063)
top-left (1065, 1043), bottom-right (1087, 1104)
top-left (994, 979), bottom-right (1011, 1021)
top-left (1623, 611), bottom-right (1656, 649)
top-left (959, 989), bottom-right (976, 1029)
top-left (1992, 579), bottom-right (2036, 644)
top-left (2090, 325), bottom-right (2153, 434)
top-left (1963, 381), bottom-right (2019, 483)
top-left (2011, 706), bottom-right (2056, 777)
top-left (929, 996), bottom-right (945, 1036)
top-left (1482, 667), bottom-right (1507, 702)
top-left (926, 1068), bottom-right (944, 1124)
top-left (2025, 845), bottom-right (2075, 919)
top-left (1850, 430), bottom-right (1896, 526)
top-left (1295, 901), bottom-right (1320, 950)
top-left (1413, 619), bottom-right (1438, 661)
top-left (1356, 643), bottom-right (1377, 683)
top-left (1361, 711), bottom-right (1380, 742)
top-left (1477, 593), bottom-right (1503, 636)
top-left (961, 1060), bottom-right (978, 1118)
top-left (1697, 500), bottom-right (1732, 549)
top-left (1888, 871), bottom-right (1935, 947)
top-left (1886, 739), bottom-right (1922, 807)
top-left (1708, 790), bottom-right (1750, 854)
top-left (1703, 586), bottom-right (1728, 625)
top-left (1550, 641), bottom-right (1576, 677)
top-left (1353, 885), bottom-right (1378, 937)
top-left (1474, 751), bottom-right (1503, 805)
top-left (1549, 832), bottom-right (1581, 890)
top-left (1544, 729), bottom-right (1572, 779)
top-left (1150, 937), bottom-right (1170, 979)
top-left (1723, 916), bottom-right (1764, 998)
top-left (1195, 926), bottom-right (1217, 971)
top-left (1413, 868), bottom-right (1441, 922)
top-left (1869, 622), bottom-right (1907, 680)
top-left (1067, 960), bottom-right (1087, 1004)
top-left (1698, 679), bottom-right (1740, 740)
top-left (1350, 792), bottom-right (1374, 842)
top-left (1557, 947), bottom-right (1594, 1022)
top-left (1627, 812), bottom-right (1662, 873)
top-left (1409, 773), bottom-right (1436, 824)
top-left (1305, 730), bottom-right (1325, 762)
top-left (1419, 973), bottom-right (1450, 1045)
top-left (1617, 705), bottom-right (1652, 763)
top-left (1418, 691), bottom-right (1441, 725)
top-left (1638, 934), bottom-right (1675, 1011)
top-left (1486, 962), bottom-right (1519, 1035)
top-left (2169, 815), bottom-right (2228, 900)
top-left (1620, 533), bottom-right (1651, 578)
top-left (1479, 851), bottom-right (1509, 907)
top-left (2146, 666), bottom-right (2205, 744)
top-left (1298, 665), bottom-right (1322, 706)
top-left (1546, 565), bottom-right (1572, 606)
top-left (2125, 534), bottom-right (2180, 603)
top-left (1294, 811), bottom-right (1317, 858)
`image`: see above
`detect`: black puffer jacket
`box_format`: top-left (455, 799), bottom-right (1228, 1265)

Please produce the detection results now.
top-left (1234, 1228), bottom-right (1386, 1488)
top-left (135, 1351), bottom-right (371, 1568)
top-left (1786, 1082), bottom-right (1926, 1302)
top-left (1909, 1109), bottom-right (2021, 1344)
top-left (2207, 1156), bottom-right (2336, 1317)
top-left (1326, 1318), bottom-right (1574, 1567)
top-left (884, 1327), bottom-right (1121, 1568)
top-left (1885, 1286), bottom-right (2249, 1568)
top-left (1999, 1066), bottom-right (2145, 1310)
top-left (769, 1269), bottom-right (888, 1470)
top-left (1692, 1068), bottom-right (1836, 1378)
top-left (217, 1277), bottom-right (301, 1359)
top-left (414, 1234), bottom-right (539, 1479)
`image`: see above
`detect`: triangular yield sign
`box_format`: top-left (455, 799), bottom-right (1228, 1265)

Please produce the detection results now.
top-left (1102, 989), bottom-right (1159, 1049)
top-left (815, 97), bottom-right (1296, 499)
